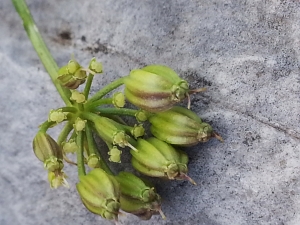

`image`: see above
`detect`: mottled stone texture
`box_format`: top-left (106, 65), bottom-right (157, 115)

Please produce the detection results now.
top-left (1, 0), bottom-right (300, 225)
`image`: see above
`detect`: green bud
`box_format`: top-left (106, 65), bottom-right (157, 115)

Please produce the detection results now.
top-left (48, 170), bottom-right (69, 189)
top-left (89, 57), bottom-right (103, 74)
top-left (112, 92), bottom-right (125, 108)
top-left (108, 146), bottom-right (122, 163)
top-left (48, 109), bottom-right (67, 123)
top-left (70, 90), bottom-right (86, 103)
top-left (57, 60), bottom-right (87, 89)
top-left (135, 110), bottom-right (148, 122)
top-left (149, 106), bottom-right (218, 146)
top-left (87, 154), bottom-right (100, 168)
top-left (124, 65), bottom-right (189, 112)
top-left (130, 137), bottom-right (195, 184)
top-left (76, 168), bottom-right (120, 220)
top-left (33, 131), bottom-right (63, 170)
top-left (62, 139), bottom-right (78, 154)
top-left (73, 117), bottom-right (87, 132)
top-left (130, 124), bottom-right (145, 139)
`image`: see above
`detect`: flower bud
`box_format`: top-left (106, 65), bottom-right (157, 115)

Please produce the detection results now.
top-left (130, 124), bottom-right (145, 139)
top-left (76, 168), bottom-right (120, 220)
top-left (70, 90), bottom-right (86, 103)
top-left (62, 139), bottom-right (78, 154)
top-left (135, 110), bottom-right (148, 122)
top-left (149, 106), bottom-right (219, 146)
top-left (108, 146), bottom-right (122, 163)
top-left (48, 109), bottom-right (67, 123)
top-left (88, 57), bottom-right (103, 74)
top-left (124, 65), bottom-right (189, 112)
top-left (130, 137), bottom-right (195, 184)
top-left (112, 92), bottom-right (125, 108)
top-left (57, 60), bottom-right (87, 89)
top-left (33, 131), bottom-right (64, 171)
top-left (73, 117), bottom-right (87, 132)
top-left (48, 170), bottom-right (69, 189)
top-left (87, 153), bottom-right (100, 168)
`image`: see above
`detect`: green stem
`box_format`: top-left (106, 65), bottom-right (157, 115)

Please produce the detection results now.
top-left (59, 106), bottom-right (77, 113)
top-left (86, 77), bottom-right (125, 103)
top-left (76, 131), bottom-right (86, 176)
top-left (85, 123), bottom-right (113, 175)
top-left (83, 74), bottom-right (94, 99)
top-left (39, 121), bottom-right (55, 132)
top-left (85, 98), bottom-right (113, 110)
top-left (57, 122), bottom-right (73, 145)
top-left (12, 0), bottom-right (71, 106)
top-left (92, 107), bottom-right (138, 117)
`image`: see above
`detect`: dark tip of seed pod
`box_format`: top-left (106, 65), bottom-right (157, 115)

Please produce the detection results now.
top-left (213, 132), bottom-right (224, 142)
top-left (179, 173), bottom-right (197, 185)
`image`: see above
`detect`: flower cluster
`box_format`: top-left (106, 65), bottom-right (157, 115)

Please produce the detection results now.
top-left (32, 60), bottom-right (221, 222)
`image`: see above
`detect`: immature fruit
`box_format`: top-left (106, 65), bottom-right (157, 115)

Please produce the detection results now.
top-left (130, 138), bottom-right (195, 184)
top-left (115, 172), bottom-right (164, 220)
top-left (33, 131), bottom-right (63, 172)
top-left (76, 168), bottom-right (120, 220)
top-left (149, 106), bottom-right (218, 146)
top-left (124, 65), bottom-right (189, 112)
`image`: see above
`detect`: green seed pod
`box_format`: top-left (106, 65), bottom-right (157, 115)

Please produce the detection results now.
top-left (93, 116), bottom-right (134, 149)
top-left (76, 168), bottom-right (120, 221)
top-left (130, 138), bottom-right (195, 184)
top-left (115, 172), bottom-right (158, 202)
top-left (149, 106), bottom-right (219, 146)
top-left (33, 131), bottom-right (64, 171)
top-left (119, 194), bottom-right (164, 220)
top-left (124, 65), bottom-right (189, 112)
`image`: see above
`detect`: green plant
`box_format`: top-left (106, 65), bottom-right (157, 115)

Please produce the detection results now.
top-left (13, 0), bottom-right (222, 222)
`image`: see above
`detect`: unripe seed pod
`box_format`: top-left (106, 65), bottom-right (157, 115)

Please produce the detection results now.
top-left (33, 131), bottom-right (63, 169)
top-left (124, 65), bottom-right (189, 112)
top-left (149, 106), bottom-right (217, 146)
top-left (76, 168), bottom-right (120, 221)
top-left (115, 172), bottom-right (158, 202)
top-left (119, 194), bottom-right (163, 220)
top-left (130, 138), bottom-right (195, 184)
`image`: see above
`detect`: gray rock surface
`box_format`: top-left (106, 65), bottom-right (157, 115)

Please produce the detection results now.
top-left (1, 0), bottom-right (300, 225)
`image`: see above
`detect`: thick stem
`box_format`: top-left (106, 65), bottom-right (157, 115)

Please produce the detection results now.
top-left (12, 0), bottom-right (71, 106)
top-left (76, 131), bottom-right (86, 176)
top-left (86, 77), bottom-right (125, 103)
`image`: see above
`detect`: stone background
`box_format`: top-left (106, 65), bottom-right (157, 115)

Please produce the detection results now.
top-left (0, 0), bottom-right (300, 225)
